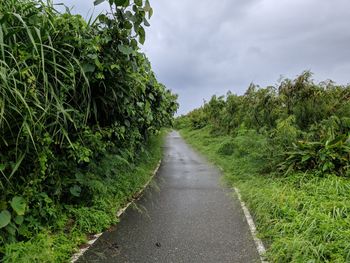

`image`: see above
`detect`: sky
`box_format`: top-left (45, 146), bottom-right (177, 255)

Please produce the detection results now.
top-left (54, 0), bottom-right (350, 115)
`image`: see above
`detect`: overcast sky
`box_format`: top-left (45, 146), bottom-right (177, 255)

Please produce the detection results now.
top-left (55, 0), bottom-right (350, 115)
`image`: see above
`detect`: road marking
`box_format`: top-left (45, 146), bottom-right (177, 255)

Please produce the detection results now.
top-left (70, 160), bottom-right (162, 263)
top-left (234, 187), bottom-right (269, 263)
top-left (217, 166), bottom-right (268, 263)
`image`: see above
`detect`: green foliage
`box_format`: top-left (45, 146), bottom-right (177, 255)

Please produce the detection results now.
top-left (0, 0), bottom-right (178, 259)
top-left (273, 116), bottom-right (299, 147)
top-left (10, 197), bottom-right (26, 216)
top-left (188, 107), bottom-right (208, 129)
top-left (2, 231), bottom-right (85, 263)
top-left (217, 141), bottom-right (235, 156)
top-left (0, 211), bottom-right (11, 229)
top-left (71, 207), bottom-right (115, 234)
top-left (2, 132), bottom-right (165, 261)
top-left (281, 134), bottom-right (350, 176)
top-left (3, 233), bottom-right (56, 263)
top-left (178, 71), bottom-right (350, 176)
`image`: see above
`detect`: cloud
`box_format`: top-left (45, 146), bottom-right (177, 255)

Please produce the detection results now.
top-left (54, 0), bottom-right (350, 115)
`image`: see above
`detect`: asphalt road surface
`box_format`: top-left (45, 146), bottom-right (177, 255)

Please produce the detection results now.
top-left (78, 131), bottom-right (260, 263)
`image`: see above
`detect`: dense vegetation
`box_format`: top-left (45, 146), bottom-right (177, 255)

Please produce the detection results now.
top-left (0, 0), bottom-right (177, 261)
top-left (176, 72), bottom-right (350, 262)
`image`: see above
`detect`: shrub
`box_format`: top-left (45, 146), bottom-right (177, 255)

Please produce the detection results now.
top-left (217, 141), bottom-right (235, 156)
top-left (280, 134), bottom-right (350, 176)
top-left (0, 0), bottom-right (178, 252)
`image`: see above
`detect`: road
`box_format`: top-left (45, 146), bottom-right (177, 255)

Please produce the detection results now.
top-left (77, 131), bottom-right (260, 263)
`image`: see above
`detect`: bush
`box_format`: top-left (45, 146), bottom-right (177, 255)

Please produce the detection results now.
top-left (280, 134), bottom-right (350, 176)
top-left (176, 72), bottom-right (350, 177)
top-left (0, 0), bottom-right (178, 254)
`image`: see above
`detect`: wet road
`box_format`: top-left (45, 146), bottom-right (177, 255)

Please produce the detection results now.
top-left (78, 131), bottom-right (260, 263)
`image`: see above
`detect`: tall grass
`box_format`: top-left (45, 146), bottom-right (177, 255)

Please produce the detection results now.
top-left (0, 0), bottom-right (88, 189)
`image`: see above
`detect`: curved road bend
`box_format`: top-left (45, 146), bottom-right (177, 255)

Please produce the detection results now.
top-left (78, 131), bottom-right (260, 263)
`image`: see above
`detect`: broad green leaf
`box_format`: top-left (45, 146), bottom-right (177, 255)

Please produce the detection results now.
top-left (0, 210), bottom-right (11, 228)
top-left (125, 11), bottom-right (136, 22)
top-left (118, 44), bottom-right (133, 55)
top-left (6, 223), bottom-right (16, 235)
top-left (70, 185), bottom-right (81, 197)
top-left (14, 215), bottom-right (24, 225)
top-left (125, 21), bottom-right (133, 30)
top-left (134, 0), bottom-right (142, 7)
top-left (82, 63), bottom-right (96, 73)
top-left (130, 39), bottom-right (138, 49)
top-left (138, 27), bottom-right (145, 44)
top-left (144, 0), bottom-right (151, 11)
top-left (10, 197), bottom-right (26, 216)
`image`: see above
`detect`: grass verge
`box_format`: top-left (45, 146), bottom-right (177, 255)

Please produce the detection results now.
top-left (180, 127), bottom-right (350, 263)
top-left (2, 133), bottom-right (165, 263)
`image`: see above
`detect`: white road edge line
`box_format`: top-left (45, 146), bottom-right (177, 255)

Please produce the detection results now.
top-left (234, 187), bottom-right (269, 263)
top-left (70, 160), bottom-right (162, 263)
top-left (217, 166), bottom-right (268, 263)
